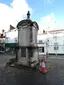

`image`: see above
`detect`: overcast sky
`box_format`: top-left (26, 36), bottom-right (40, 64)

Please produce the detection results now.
top-left (0, 0), bottom-right (64, 32)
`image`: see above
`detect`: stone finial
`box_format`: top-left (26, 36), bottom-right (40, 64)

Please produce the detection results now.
top-left (27, 11), bottom-right (30, 20)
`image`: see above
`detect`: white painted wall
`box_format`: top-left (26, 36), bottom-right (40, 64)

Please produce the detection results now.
top-left (5, 29), bottom-right (18, 43)
top-left (38, 33), bottom-right (64, 54)
top-left (48, 35), bottom-right (64, 54)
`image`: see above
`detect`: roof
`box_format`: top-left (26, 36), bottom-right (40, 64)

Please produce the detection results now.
top-left (17, 19), bottom-right (32, 28)
top-left (17, 19), bottom-right (39, 30)
top-left (47, 29), bottom-right (64, 33)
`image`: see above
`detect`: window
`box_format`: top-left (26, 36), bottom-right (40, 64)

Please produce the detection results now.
top-left (39, 40), bottom-right (42, 43)
top-left (42, 47), bottom-right (44, 52)
top-left (21, 48), bottom-right (26, 57)
top-left (0, 45), bottom-right (5, 51)
top-left (38, 47), bottom-right (44, 53)
top-left (54, 43), bottom-right (59, 50)
top-left (1, 34), bottom-right (3, 37)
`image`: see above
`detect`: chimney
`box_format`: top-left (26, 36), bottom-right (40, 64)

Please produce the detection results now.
top-left (10, 25), bottom-right (15, 30)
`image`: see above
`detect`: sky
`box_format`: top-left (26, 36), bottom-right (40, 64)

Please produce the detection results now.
top-left (0, 0), bottom-right (64, 32)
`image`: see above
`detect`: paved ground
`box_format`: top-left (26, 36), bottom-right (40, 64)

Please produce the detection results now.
top-left (47, 54), bottom-right (64, 59)
top-left (0, 53), bottom-right (15, 67)
top-left (0, 53), bottom-right (64, 85)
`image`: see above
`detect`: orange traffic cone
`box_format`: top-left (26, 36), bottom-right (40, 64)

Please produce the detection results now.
top-left (42, 57), bottom-right (45, 62)
top-left (41, 58), bottom-right (47, 73)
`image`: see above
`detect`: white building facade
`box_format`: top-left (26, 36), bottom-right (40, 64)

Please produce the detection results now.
top-left (38, 30), bottom-right (64, 55)
top-left (5, 29), bottom-right (18, 47)
top-left (5, 28), bottom-right (64, 55)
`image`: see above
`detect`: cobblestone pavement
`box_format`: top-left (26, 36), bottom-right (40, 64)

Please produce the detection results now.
top-left (0, 54), bottom-right (64, 85)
